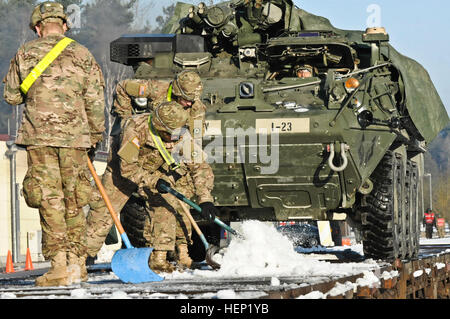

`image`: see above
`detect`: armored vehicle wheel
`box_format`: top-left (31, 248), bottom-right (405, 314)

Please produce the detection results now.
top-left (120, 196), bottom-right (149, 248)
top-left (360, 151), bottom-right (410, 261)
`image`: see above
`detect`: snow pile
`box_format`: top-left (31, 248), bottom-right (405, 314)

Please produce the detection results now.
top-left (110, 291), bottom-right (131, 299)
top-left (0, 292), bottom-right (17, 299)
top-left (96, 245), bottom-right (116, 263)
top-left (164, 220), bottom-right (382, 281)
top-left (216, 289), bottom-right (237, 299)
top-left (297, 291), bottom-right (325, 299)
top-left (326, 281), bottom-right (354, 298)
top-left (298, 271), bottom-right (383, 299)
top-left (356, 271), bottom-right (380, 288)
top-left (71, 288), bottom-right (90, 299)
top-left (270, 277), bottom-right (281, 286)
top-left (436, 263), bottom-right (446, 270)
top-left (381, 270), bottom-right (399, 280)
top-left (216, 221), bottom-right (307, 276)
top-left (207, 221), bottom-right (378, 278)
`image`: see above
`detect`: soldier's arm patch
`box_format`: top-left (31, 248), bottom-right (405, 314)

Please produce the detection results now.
top-left (125, 81), bottom-right (149, 98)
top-left (118, 136), bottom-right (141, 164)
top-left (131, 137), bottom-right (141, 149)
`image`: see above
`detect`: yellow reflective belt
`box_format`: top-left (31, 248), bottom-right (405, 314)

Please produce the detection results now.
top-left (148, 115), bottom-right (180, 170)
top-left (167, 84), bottom-right (173, 102)
top-left (20, 37), bottom-right (75, 94)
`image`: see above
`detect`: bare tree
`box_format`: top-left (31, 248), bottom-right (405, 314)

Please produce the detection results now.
top-left (99, 54), bottom-right (133, 152)
top-left (131, 0), bottom-right (155, 30)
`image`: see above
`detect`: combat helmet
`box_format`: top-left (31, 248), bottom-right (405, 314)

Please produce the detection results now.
top-left (172, 70), bottom-right (203, 102)
top-left (152, 101), bottom-right (188, 135)
top-left (30, 1), bottom-right (69, 32)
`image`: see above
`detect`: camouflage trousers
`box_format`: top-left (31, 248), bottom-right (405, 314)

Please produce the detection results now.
top-left (86, 142), bottom-right (195, 255)
top-left (86, 164), bottom-right (195, 255)
top-left (85, 157), bottom-right (136, 257)
top-left (143, 189), bottom-right (194, 252)
top-left (437, 226), bottom-right (445, 238)
top-left (23, 146), bottom-right (91, 259)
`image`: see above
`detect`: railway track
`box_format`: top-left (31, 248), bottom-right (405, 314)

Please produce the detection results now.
top-left (1, 244), bottom-right (449, 299)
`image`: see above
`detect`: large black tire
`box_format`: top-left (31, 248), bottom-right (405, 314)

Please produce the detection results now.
top-left (120, 196), bottom-right (148, 248)
top-left (361, 151), bottom-right (409, 261)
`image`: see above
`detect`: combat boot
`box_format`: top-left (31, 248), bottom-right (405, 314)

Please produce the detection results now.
top-left (176, 244), bottom-right (193, 271)
top-left (67, 252), bottom-right (88, 284)
top-left (149, 251), bottom-right (175, 274)
top-left (35, 251), bottom-right (69, 287)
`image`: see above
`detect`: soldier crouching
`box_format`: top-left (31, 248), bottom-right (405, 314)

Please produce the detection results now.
top-left (88, 101), bottom-right (218, 273)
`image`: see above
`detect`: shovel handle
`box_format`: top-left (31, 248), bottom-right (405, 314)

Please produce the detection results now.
top-left (178, 203), bottom-right (210, 250)
top-left (160, 184), bottom-right (242, 238)
top-left (87, 158), bottom-right (134, 249)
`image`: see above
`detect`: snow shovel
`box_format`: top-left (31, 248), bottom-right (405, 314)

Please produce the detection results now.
top-left (87, 158), bottom-right (163, 284)
top-left (178, 202), bottom-right (221, 270)
top-left (158, 184), bottom-right (244, 239)
top-left (159, 184), bottom-right (243, 269)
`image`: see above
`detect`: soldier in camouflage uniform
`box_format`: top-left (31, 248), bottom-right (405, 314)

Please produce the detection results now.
top-left (2, 2), bottom-right (105, 287)
top-left (86, 71), bottom-right (207, 261)
top-left (120, 101), bottom-right (217, 272)
top-left (110, 70), bottom-right (205, 135)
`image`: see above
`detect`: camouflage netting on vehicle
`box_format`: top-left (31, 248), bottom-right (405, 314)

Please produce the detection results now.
top-left (163, 1), bottom-right (449, 143)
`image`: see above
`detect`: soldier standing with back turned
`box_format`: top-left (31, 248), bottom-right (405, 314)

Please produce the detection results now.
top-left (3, 1), bottom-right (105, 287)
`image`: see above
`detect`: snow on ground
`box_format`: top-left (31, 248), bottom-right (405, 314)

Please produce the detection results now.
top-left (95, 220), bottom-right (450, 285)
top-left (163, 221), bottom-right (382, 281)
top-left (420, 237), bottom-right (450, 246)
top-left (2, 221), bottom-right (449, 300)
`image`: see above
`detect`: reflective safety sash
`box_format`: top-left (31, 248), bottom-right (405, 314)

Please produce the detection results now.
top-left (20, 37), bottom-right (75, 94)
top-left (425, 213), bottom-right (435, 224)
top-left (167, 84), bottom-right (173, 102)
top-left (148, 115), bottom-right (180, 171)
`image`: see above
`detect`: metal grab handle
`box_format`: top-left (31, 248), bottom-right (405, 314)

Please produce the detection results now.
top-left (328, 143), bottom-right (349, 172)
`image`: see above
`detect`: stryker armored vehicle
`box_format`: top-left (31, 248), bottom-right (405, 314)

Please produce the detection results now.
top-left (109, 0), bottom-right (449, 261)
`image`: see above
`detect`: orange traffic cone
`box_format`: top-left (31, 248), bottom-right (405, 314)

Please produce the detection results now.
top-left (5, 250), bottom-right (15, 273)
top-left (342, 238), bottom-right (352, 246)
top-left (25, 248), bottom-right (34, 271)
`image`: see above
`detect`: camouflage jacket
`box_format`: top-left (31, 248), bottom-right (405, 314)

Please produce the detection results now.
top-left (3, 34), bottom-right (105, 148)
top-left (118, 113), bottom-right (214, 204)
top-left (112, 78), bottom-right (170, 121)
top-left (112, 78), bottom-right (206, 134)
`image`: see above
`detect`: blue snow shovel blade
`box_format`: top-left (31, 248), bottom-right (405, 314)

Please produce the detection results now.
top-left (111, 247), bottom-right (164, 284)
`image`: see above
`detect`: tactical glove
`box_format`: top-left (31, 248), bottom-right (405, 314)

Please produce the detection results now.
top-left (169, 170), bottom-right (183, 184)
top-left (91, 134), bottom-right (103, 147)
top-left (156, 179), bottom-right (171, 194)
top-left (199, 202), bottom-right (218, 223)
top-left (88, 142), bottom-right (100, 162)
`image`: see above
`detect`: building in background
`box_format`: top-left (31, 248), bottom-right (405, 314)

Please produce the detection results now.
top-left (0, 137), bottom-right (107, 267)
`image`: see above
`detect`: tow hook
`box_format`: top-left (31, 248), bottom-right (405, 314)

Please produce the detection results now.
top-left (327, 143), bottom-right (350, 172)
